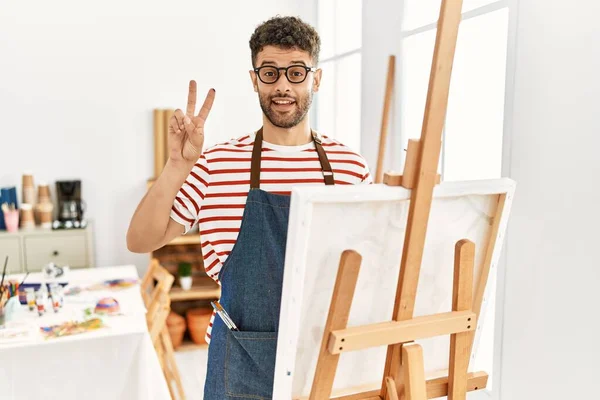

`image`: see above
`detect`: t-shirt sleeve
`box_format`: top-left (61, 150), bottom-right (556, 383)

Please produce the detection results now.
top-left (360, 158), bottom-right (373, 184)
top-left (170, 154), bottom-right (210, 233)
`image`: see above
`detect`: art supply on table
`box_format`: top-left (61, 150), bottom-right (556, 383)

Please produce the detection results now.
top-left (35, 287), bottom-right (47, 316)
top-left (25, 288), bottom-right (35, 311)
top-left (0, 256), bottom-right (8, 295)
top-left (86, 278), bottom-right (139, 291)
top-left (42, 262), bottom-right (67, 280)
top-left (50, 283), bottom-right (62, 312)
top-left (19, 270), bottom-right (30, 286)
top-left (210, 301), bottom-right (239, 331)
top-left (0, 256), bottom-right (11, 327)
top-left (94, 297), bottom-right (121, 315)
top-left (2, 280), bottom-right (20, 298)
top-left (40, 318), bottom-right (105, 339)
top-left (0, 320), bottom-right (35, 343)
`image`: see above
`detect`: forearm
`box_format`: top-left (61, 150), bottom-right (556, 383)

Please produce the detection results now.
top-left (126, 158), bottom-right (193, 252)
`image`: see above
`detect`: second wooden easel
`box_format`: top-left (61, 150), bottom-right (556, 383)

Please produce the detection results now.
top-left (307, 1), bottom-right (485, 399)
top-left (375, 55), bottom-right (440, 187)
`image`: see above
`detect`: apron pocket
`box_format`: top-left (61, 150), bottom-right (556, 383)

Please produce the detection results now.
top-left (225, 330), bottom-right (277, 399)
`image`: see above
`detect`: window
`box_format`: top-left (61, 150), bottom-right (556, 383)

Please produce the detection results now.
top-left (314, 0), bottom-right (363, 153)
top-left (400, 1), bottom-right (509, 181)
top-left (399, 1), bottom-right (511, 393)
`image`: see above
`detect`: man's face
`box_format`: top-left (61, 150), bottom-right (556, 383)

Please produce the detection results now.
top-left (250, 46), bottom-right (322, 129)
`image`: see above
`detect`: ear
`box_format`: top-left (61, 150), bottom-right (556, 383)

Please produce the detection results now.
top-left (249, 70), bottom-right (259, 92)
top-left (312, 68), bottom-right (323, 93)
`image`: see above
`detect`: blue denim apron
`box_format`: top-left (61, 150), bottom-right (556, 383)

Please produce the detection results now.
top-left (203, 128), bottom-right (334, 399)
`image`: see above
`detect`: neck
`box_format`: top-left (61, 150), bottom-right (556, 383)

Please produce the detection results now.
top-left (261, 116), bottom-right (312, 146)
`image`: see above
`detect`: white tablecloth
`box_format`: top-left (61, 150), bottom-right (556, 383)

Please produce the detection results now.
top-left (0, 265), bottom-right (171, 400)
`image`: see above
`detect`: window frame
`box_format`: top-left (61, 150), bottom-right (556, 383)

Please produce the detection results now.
top-left (314, 0), bottom-right (363, 151)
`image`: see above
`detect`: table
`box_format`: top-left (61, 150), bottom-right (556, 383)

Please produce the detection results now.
top-left (0, 265), bottom-right (171, 400)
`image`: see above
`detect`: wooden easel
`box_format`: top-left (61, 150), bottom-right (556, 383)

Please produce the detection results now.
top-left (142, 259), bottom-right (187, 400)
top-left (374, 55), bottom-right (440, 187)
top-left (309, 1), bottom-right (484, 399)
top-left (374, 54), bottom-right (395, 184)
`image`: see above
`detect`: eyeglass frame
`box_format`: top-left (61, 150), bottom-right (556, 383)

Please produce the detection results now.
top-left (253, 64), bottom-right (317, 84)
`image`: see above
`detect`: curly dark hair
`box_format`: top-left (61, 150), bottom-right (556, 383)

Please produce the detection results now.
top-left (249, 16), bottom-right (321, 68)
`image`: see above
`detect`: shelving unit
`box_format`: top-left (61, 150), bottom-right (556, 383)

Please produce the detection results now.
top-left (166, 233), bottom-right (202, 246)
top-left (177, 341), bottom-right (208, 352)
top-left (170, 276), bottom-right (221, 302)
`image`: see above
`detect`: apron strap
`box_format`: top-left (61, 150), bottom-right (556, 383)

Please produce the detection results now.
top-left (250, 128), bottom-right (335, 189)
top-left (250, 128), bottom-right (264, 189)
top-left (311, 131), bottom-right (335, 186)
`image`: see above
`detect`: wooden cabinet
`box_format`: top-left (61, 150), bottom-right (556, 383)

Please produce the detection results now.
top-left (0, 236), bottom-right (23, 274)
top-left (0, 222), bottom-right (94, 273)
top-left (24, 234), bottom-right (89, 269)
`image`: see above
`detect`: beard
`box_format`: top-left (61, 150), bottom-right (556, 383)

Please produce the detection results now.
top-left (259, 90), bottom-right (313, 129)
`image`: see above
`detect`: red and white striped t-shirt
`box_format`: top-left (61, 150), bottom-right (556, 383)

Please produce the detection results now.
top-left (170, 131), bottom-right (371, 342)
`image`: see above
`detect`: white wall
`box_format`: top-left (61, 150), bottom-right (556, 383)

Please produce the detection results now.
top-left (500, 0), bottom-right (600, 399)
top-left (0, 0), bottom-right (315, 274)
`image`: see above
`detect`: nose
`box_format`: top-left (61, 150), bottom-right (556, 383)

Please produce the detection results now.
top-left (273, 70), bottom-right (292, 93)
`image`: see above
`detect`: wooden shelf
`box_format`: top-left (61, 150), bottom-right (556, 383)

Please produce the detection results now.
top-left (166, 233), bottom-right (202, 246)
top-left (175, 340), bottom-right (208, 352)
top-left (170, 276), bottom-right (221, 302)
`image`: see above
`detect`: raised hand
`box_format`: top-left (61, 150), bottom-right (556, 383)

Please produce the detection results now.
top-left (168, 80), bottom-right (216, 163)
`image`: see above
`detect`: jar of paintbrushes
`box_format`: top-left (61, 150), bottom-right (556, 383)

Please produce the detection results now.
top-left (0, 256), bottom-right (11, 327)
top-left (1, 203), bottom-right (19, 233)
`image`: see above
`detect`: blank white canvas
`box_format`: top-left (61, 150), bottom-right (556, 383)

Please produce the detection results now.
top-left (273, 179), bottom-right (515, 399)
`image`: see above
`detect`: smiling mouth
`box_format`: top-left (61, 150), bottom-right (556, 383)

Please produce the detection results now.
top-left (272, 99), bottom-right (296, 105)
top-left (271, 99), bottom-right (296, 113)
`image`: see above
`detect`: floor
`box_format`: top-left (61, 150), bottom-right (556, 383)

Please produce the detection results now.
top-left (174, 348), bottom-right (208, 400)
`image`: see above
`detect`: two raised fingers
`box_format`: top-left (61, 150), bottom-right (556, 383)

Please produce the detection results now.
top-left (196, 87), bottom-right (216, 122)
top-left (187, 80), bottom-right (216, 120)
top-left (172, 81), bottom-right (216, 134)
top-left (186, 80), bottom-right (197, 117)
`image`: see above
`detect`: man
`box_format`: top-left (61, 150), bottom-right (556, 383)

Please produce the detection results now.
top-left (127, 16), bottom-right (371, 399)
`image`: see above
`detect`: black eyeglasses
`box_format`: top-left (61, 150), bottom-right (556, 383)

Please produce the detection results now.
top-left (253, 65), bottom-right (317, 84)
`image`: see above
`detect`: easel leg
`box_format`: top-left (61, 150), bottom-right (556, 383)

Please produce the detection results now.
top-left (448, 240), bottom-right (475, 400)
top-left (161, 327), bottom-right (186, 400)
top-left (385, 377), bottom-right (400, 400)
top-left (402, 343), bottom-right (427, 400)
top-left (309, 250), bottom-right (362, 400)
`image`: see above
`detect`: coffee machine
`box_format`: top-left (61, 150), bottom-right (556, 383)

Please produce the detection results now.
top-left (53, 180), bottom-right (87, 229)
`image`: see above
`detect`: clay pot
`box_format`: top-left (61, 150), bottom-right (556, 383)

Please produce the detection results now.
top-left (186, 307), bottom-right (213, 344)
top-left (166, 311), bottom-right (186, 349)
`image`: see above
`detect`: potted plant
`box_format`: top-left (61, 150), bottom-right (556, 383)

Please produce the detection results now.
top-left (177, 262), bottom-right (193, 291)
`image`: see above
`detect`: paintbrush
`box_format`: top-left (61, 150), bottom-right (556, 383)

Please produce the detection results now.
top-left (19, 264), bottom-right (29, 286)
top-left (0, 256), bottom-right (8, 296)
top-left (0, 288), bottom-right (8, 308)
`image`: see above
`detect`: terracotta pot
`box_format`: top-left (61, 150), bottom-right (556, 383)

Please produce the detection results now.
top-left (166, 311), bottom-right (186, 349)
top-left (186, 307), bottom-right (213, 344)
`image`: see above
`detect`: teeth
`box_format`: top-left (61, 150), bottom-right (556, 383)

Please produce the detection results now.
top-left (274, 100), bottom-right (293, 104)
